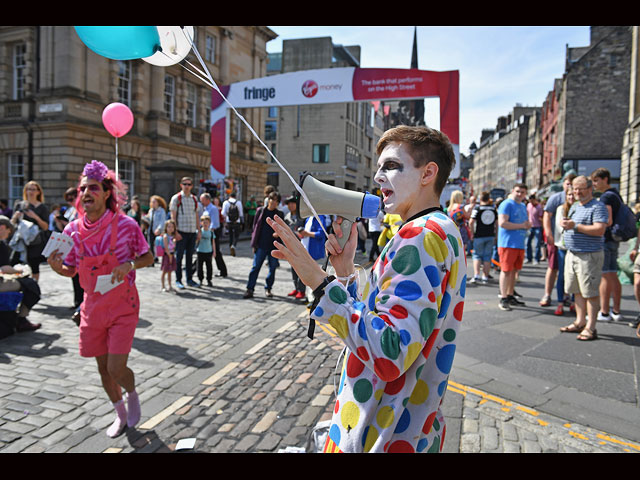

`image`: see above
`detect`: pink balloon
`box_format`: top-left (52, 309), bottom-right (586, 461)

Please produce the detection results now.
top-left (102, 102), bottom-right (134, 138)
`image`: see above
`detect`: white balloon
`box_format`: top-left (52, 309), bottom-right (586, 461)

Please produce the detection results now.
top-left (142, 26), bottom-right (194, 67)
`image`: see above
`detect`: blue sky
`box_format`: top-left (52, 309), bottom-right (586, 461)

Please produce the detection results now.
top-left (266, 26), bottom-right (591, 155)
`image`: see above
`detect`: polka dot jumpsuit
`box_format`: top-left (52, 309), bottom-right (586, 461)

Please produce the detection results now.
top-left (312, 210), bottom-right (466, 453)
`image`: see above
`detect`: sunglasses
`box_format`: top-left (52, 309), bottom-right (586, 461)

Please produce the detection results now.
top-left (78, 184), bottom-right (103, 194)
top-left (182, 183), bottom-right (192, 186)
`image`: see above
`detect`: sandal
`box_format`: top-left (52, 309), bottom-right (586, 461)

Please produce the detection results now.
top-left (560, 321), bottom-right (585, 333)
top-left (539, 296), bottom-right (552, 307)
top-left (577, 327), bottom-right (597, 341)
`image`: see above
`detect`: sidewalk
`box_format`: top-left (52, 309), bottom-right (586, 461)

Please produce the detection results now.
top-left (1, 240), bottom-right (639, 453)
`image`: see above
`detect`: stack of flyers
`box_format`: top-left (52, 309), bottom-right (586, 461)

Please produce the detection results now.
top-left (42, 232), bottom-right (74, 261)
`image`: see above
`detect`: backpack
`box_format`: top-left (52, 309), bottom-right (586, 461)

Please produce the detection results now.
top-left (611, 200), bottom-right (638, 242)
top-left (227, 200), bottom-right (240, 223)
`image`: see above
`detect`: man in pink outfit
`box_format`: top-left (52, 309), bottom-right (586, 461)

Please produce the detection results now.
top-left (48, 161), bottom-right (153, 438)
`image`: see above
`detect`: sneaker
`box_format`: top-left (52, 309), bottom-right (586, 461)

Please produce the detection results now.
top-left (187, 279), bottom-right (199, 287)
top-left (610, 311), bottom-right (624, 322)
top-left (539, 295), bottom-right (551, 307)
top-left (628, 315), bottom-right (640, 328)
top-left (175, 281), bottom-right (185, 289)
top-left (469, 277), bottom-right (477, 284)
top-left (287, 289), bottom-right (298, 297)
top-left (596, 311), bottom-right (612, 322)
top-left (230, 245), bottom-right (236, 257)
top-left (513, 290), bottom-right (523, 298)
top-left (242, 290), bottom-right (253, 299)
top-left (499, 298), bottom-right (512, 311)
top-left (266, 289), bottom-right (273, 298)
top-left (507, 295), bottom-right (525, 306)
top-left (480, 277), bottom-right (489, 285)
top-left (207, 280), bottom-right (213, 287)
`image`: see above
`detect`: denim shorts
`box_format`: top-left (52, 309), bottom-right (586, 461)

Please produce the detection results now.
top-left (472, 236), bottom-right (494, 262)
top-left (602, 240), bottom-right (619, 273)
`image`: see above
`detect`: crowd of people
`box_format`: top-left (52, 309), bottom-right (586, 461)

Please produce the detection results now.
top-left (447, 167), bottom-right (640, 341)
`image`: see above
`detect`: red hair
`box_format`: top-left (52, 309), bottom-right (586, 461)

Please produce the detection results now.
top-left (75, 167), bottom-right (128, 216)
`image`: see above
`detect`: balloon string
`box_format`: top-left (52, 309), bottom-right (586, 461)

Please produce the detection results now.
top-left (179, 28), bottom-right (330, 239)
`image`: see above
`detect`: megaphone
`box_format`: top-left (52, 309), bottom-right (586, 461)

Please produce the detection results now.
top-left (298, 173), bottom-right (382, 249)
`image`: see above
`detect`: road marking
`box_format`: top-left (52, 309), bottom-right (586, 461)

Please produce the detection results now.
top-left (245, 338), bottom-right (272, 355)
top-left (202, 362), bottom-right (239, 385)
top-left (138, 396), bottom-right (193, 430)
top-left (446, 380), bottom-right (640, 452)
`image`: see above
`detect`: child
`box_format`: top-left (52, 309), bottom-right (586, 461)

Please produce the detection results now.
top-left (196, 215), bottom-right (216, 286)
top-left (161, 219), bottom-right (178, 292)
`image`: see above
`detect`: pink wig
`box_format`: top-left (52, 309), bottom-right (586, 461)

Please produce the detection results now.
top-left (75, 160), bottom-right (128, 216)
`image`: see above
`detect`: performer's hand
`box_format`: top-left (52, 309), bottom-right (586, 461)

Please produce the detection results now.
top-left (325, 218), bottom-right (357, 278)
top-left (267, 214), bottom-right (326, 290)
top-left (111, 262), bottom-right (133, 284)
top-left (47, 249), bottom-right (64, 274)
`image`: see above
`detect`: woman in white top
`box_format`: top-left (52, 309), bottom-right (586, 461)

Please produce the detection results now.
top-left (553, 189), bottom-right (575, 316)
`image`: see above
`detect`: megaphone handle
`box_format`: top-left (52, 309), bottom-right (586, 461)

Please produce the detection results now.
top-left (336, 218), bottom-right (353, 250)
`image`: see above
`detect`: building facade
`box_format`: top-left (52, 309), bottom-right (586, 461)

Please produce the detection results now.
top-left (0, 25), bottom-right (276, 211)
top-left (621, 26), bottom-right (640, 205)
top-left (264, 37), bottom-right (384, 197)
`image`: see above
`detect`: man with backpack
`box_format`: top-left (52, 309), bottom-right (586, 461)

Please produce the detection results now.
top-left (169, 177), bottom-right (203, 289)
top-left (222, 191), bottom-right (243, 256)
top-left (591, 168), bottom-right (627, 322)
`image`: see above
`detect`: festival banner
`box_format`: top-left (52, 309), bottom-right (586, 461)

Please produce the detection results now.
top-left (210, 67), bottom-right (459, 180)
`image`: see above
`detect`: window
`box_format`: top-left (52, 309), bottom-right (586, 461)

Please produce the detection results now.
top-left (164, 75), bottom-right (175, 121)
top-left (13, 43), bottom-right (27, 100)
top-left (8, 154), bottom-right (24, 207)
top-left (186, 83), bottom-right (197, 127)
top-left (313, 144), bottom-right (330, 164)
top-left (268, 107), bottom-right (278, 118)
top-left (117, 61), bottom-right (131, 105)
top-left (206, 35), bottom-right (216, 64)
top-left (205, 91), bottom-right (212, 128)
top-left (265, 120), bottom-right (277, 141)
top-left (119, 159), bottom-right (135, 197)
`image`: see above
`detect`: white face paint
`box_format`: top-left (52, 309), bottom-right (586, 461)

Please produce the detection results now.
top-left (374, 142), bottom-right (422, 220)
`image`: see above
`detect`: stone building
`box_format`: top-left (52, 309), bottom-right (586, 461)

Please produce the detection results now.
top-left (0, 26), bottom-right (276, 211)
top-left (265, 37), bottom-right (383, 196)
top-left (557, 26), bottom-right (632, 186)
top-left (471, 106), bottom-right (540, 193)
top-left (620, 26), bottom-right (640, 205)
top-left (540, 78), bottom-right (563, 186)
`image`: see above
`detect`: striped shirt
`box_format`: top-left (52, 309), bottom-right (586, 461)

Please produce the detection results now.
top-left (563, 198), bottom-right (608, 253)
top-left (63, 210), bottom-right (149, 284)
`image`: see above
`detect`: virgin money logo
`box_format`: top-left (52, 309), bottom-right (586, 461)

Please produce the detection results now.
top-left (301, 80), bottom-right (318, 98)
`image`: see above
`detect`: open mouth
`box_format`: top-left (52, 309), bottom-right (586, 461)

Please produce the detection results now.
top-left (381, 188), bottom-right (394, 202)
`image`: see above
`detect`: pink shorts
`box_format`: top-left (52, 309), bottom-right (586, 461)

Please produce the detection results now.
top-left (79, 287), bottom-right (139, 357)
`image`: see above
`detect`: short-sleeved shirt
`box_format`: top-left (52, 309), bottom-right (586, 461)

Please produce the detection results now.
top-left (197, 228), bottom-right (215, 253)
top-left (563, 199), bottom-right (609, 253)
top-left (498, 198), bottom-right (527, 250)
top-left (470, 204), bottom-right (497, 238)
top-left (527, 202), bottom-right (543, 228)
top-left (544, 191), bottom-right (566, 237)
top-left (63, 210), bottom-right (149, 285)
top-left (598, 188), bottom-right (622, 242)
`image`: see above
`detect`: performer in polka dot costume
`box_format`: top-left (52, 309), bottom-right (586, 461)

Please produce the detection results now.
top-left (268, 126), bottom-right (465, 453)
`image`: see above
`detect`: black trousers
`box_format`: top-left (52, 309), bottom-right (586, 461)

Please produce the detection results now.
top-left (197, 252), bottom-right (213, 282)
top-left (214, 226), bottom-right (227, 276)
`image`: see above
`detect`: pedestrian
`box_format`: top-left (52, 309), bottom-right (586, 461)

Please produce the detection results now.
top-left (469, 191), bottom-right (497, 284)
top-left (356, 218), bottom-right (368, 254)
top-left (222, 191), bottom-right (243, 257)
top-left (127, 198), bottom-right (141, 225)
top-left (558, 175), bottom-right (608, 341)
top-left (298, 213), bottom-right (329, 302)
top-left (242, 192), bottom-right (284, 299)
top-left (591, 168), bottom-right (624, 322)
top-left (147, 195), bottom-right (167, 264)
top-left (448, 190), bottom-right (472, 254)
top-left (525, 194), bottom-right (544, 264)
top-left (196, 215), bottom-right (215, 287)
top-left (160, 219), bottom-right (178, 292)
top-left (367, 209), bottom-right (384, 262)
top-left (47, 160), bottom-right (153, 437)
top-left (551, 188), bottom-right (576, 316)
top-left (540, 173), bottom-right (576, 307)
top-left (283, 196), bottom-right (306, 299)
top-left (169, 177), bottom-right (202, 289)
top-left (0, 216), bottom-right (42, 332)
top-left (497, 183), bottom-right (530, 311)
top-left (266, 125), bottom-right (465, 453)
top-left (628, 227), bottom-right (640, 330)
top-left (211, 196), bottom-right (228, 278)
top-left (0, 199), bottom-right (13, 218)
top-left (245, 195), bottom-right (258, 231)
top-left (12, 181), bottom-right (50, 283)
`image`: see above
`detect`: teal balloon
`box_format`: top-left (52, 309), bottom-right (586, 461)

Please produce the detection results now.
top-left (74, 26), bottom-right (161, 60)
